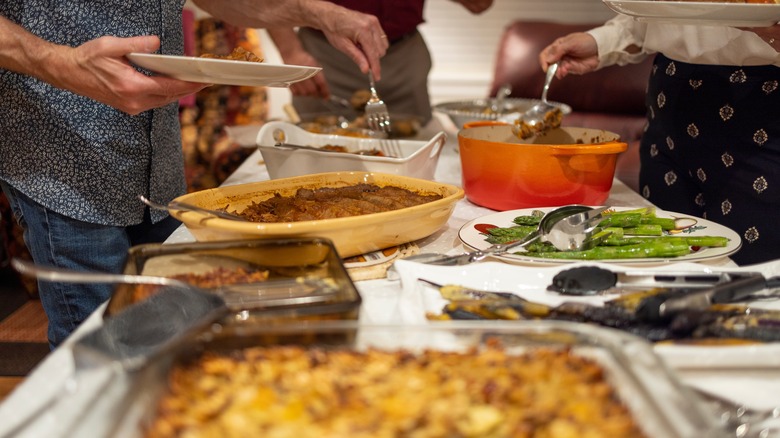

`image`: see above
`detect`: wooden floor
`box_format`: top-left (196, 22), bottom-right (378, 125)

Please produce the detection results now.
top-left (0, 266), bottom-right (49, 403)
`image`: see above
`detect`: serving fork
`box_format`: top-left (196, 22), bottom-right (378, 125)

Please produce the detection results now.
top-left (365, 71), bottom-right (391, 134)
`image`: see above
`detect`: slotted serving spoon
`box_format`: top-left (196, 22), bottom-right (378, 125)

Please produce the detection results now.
top-left (404, 205), bottom-right (609, 266)
top-left (513, 62), bottom-right (563, 139)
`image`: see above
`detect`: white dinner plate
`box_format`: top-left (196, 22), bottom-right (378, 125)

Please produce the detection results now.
top-left (126, 53), bottom-right (321, 87)
top-left (392, 258), bottom-right (780, 370)
top-left (603, 0), bottom-right (780, 27)
top-left (458, 206), bottom-right (742, 265)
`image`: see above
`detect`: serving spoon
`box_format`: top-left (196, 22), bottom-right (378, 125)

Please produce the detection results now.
top-left (404, 205), bottom-right (609, 266)
top-left (512, 62), bottom-right (563, 139)
top-left (138, 195), bottom-right (247, 221)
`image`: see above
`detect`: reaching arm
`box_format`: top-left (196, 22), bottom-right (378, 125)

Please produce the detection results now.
top-left (0, 15), bottom-right (207, 115)
top-left (267, 28), bottom-right (330, 98)
top-left (193, 0), bottom-right (389, 79)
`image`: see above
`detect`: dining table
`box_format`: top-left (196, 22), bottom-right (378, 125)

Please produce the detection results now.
top-left (1, 113), bottom-right (778, 438)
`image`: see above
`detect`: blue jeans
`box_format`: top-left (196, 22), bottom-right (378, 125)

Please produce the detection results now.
top-left (1, 182), bottom-right (180, 349)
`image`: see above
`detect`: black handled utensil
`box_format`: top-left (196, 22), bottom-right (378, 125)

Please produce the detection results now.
top-left (548, 265), bottom-right (748, 296)
top-left (636, 274), bottom-right (780, 323)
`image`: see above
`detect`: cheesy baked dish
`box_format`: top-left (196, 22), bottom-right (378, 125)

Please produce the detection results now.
top-left (145, 341), bottom-right (645, 437)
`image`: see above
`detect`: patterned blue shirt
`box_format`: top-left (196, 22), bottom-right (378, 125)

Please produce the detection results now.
top-left (0, 0), bottom-right (187, 226)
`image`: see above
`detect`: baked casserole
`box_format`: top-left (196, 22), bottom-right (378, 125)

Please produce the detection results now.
top-left (145, 340), bottom-right (645, 438)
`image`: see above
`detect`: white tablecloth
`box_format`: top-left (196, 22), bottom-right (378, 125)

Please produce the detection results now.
top-left (2, 114), bottom-right (778, 437)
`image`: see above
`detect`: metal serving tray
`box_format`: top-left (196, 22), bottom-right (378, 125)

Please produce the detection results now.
top-left (106, 237), bottom-right (361, 326)
top-left (92, 321), bottom-right (725, 438)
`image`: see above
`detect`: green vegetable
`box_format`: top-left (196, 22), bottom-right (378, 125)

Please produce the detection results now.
top-left (622, 224), bottom-right (663, 236)
top-left (529, 240), bottom-right (693, 260)
top-left (484, 225), bottom-right (537, 244)
top-left (512, 214), bottom-right (542, 226)
top-left (485, 208), bottom-right (730, 261)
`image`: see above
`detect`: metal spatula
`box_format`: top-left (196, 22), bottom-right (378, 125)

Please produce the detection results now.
top-left (3, 260), bottom-right (230, 437)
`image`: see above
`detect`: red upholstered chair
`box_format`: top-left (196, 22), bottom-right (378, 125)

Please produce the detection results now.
top-left (489, 21), bottom-right (654, 192)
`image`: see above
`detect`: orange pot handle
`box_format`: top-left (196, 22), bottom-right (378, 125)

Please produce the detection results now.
top-left (462, 120), bottom-right (511, 129)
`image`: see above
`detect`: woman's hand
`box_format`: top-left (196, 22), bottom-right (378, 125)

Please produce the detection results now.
top-left (538, 32), bottom-right (600, 78)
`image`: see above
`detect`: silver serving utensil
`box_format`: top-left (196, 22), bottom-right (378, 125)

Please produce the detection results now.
top-left (690, 386), bottom-right (780, 438)
top-left (273, 141), bottom-right (394, 157)
top-left (3, 259), bottom-right (230, 438)
top-left (138, 194), bottom-right (247, 222)
top-left (490, 83), bottom-right (512, 113)
top-left (513, 62), bottom-right (562, 139)
top-left (365, 71), bottom-right (391, 133)
top-left (11, 258), bottom-right (337, 311)
top-left (405, 205), bottom-right (608, 266)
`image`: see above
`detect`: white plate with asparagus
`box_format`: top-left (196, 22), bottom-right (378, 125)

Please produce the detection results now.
top-left (458, 206), bottom-right (742, 265)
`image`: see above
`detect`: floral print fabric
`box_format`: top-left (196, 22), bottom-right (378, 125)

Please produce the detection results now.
top-left (0, 0), bottom-right (187, 226)
top-left (640, 54), bottom-right (780, 265)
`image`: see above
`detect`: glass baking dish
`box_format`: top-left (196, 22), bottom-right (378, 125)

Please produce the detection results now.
top-left (106, 237), bottom-right (361, 326)
top-left (95, 320), bottom-right (725, 438)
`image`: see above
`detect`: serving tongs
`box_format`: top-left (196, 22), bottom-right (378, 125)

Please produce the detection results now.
top-left (406, 205), bottom-right (610, 266)
top-left (549, 265), bottom-right (763, 296)
top-left (139, 194), bottom-right (246, 221)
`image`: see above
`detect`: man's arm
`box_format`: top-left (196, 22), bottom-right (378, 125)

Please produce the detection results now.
top-left (193, 0), bottom-right (389, 79)
top-left (0, 15), bottom-right (206, 115)
top-left (267, 28), bottom-right (330, 98)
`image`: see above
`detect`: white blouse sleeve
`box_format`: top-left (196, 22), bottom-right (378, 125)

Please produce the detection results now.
top-left (587, 14), bottom-right (780, 68)
top-left (587, 15), bottom-right (652, 69)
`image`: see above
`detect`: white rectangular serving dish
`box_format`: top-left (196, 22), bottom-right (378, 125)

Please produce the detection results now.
top-left (256, 121), bottom-right (446, 180)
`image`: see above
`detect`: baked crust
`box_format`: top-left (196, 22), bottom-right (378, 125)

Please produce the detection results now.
top-left (145, 342), bottom-right (646, 437)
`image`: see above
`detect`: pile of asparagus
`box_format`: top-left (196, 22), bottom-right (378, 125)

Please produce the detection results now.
top-left (484, 207), bottom-right (729, 260)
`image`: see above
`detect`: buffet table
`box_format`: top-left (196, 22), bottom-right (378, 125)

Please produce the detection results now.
top-left (1, 115), bottom-right (779, 437)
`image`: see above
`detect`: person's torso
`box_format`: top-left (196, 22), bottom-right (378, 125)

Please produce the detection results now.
top-left (324, 0), bottom-right (425, 42)
top-left (0, 0), bottom-right (187, 225)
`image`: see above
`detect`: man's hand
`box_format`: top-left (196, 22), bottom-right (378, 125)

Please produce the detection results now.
top-left (0, 16), bottom-right (205, 114)
top-left (54, 35), bottom-right (207, 115)
top-left (315, 5), bottom-right (389, 80)
top-left (453, 0), bottom-right (494, 14)
top-left (284, 51), bottom-right (330, 98)
top-left (193, 0), bottom-right (389, 81)
top-left (267, 28), bottom-right (330, 98)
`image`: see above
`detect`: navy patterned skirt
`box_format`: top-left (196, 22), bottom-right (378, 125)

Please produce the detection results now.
top-left (639, 54), bottom-right (780, 265)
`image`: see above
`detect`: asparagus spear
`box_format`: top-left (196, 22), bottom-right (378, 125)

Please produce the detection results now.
top-left (484, 225), bottom-right (536, 244)
top-left (529, 239), bottom-right (694, 260)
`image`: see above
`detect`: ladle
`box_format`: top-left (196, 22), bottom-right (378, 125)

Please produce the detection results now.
top-left (404, 205), bottom-right (608, 266)
top-left (512, 62), bottom-right (563, 139)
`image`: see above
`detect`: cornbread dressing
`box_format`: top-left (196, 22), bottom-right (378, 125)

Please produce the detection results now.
top-left (145, 342), bottom-right (646, 437)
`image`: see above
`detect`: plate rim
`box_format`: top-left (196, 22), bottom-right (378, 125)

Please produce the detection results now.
top-left (602, 0), bottom-right (780, 26)
top-left (126, 52), bottom-right (321, 86)
top-left (458, 205), bottom-right (742, 265)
